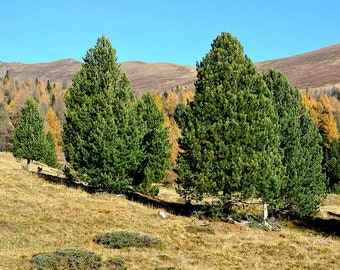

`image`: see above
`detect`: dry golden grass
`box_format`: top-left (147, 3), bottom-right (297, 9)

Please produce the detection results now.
top-left (0, 152), bottom-right (339, 270)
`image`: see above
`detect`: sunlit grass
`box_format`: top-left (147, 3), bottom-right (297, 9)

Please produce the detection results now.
top-left (0, 152), bottom-right (339, 269)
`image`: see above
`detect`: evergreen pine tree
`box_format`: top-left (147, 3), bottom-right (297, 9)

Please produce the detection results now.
top-left (46, 80), bottom-right (52, 93)
top-left (263, 69), bottom-right (327, 217)
top-left (175, 32), bottom-right (284, 212)
top-left (44, 131), bottom-right (58, 168)
top-left (133, 92), bottom-right (171, 196)
top-left (324, 139), bottom-right (340, 192)
top-left (12, 99), bottom-right (46, 171)
top-left (3, 70), bottom-right (9, 84)
top-left (63, 36), bottom-right (145, 192)
top-left (291, 107), bottom-right (327, 217)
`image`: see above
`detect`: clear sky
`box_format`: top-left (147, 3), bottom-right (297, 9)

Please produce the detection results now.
top-left (1, 0), bottom-right (339, 66)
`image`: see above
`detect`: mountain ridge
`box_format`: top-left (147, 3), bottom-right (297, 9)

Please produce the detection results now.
top-left (1, 44), bottom-right (340, 96)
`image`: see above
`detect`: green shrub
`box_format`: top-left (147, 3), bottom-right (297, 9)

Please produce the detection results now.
top-left (231, 211), bottom-right (248, 222)
top-left (30, 253), bottom-right (58, 269)
top-left (330, 183), bottom-right (340, 194)
top-left (193, 202), bottom-right (231, 221)
top-left (94, 231), bottom-right (161, 249)
top-left (30, 249), bottom-right (102, 270)
top-left (103, 258), bottom-right (127, 270)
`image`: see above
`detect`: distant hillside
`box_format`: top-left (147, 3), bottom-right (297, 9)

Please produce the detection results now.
top-left (1, 44), bottom-right (340, 97)
top-left (0, 59), bottom-right (197, 97)
top-left (120, 61), bottom-right (196, 97)
top-left (256, 44), bottom-right (340, 94)
top-left (0, 59), bottom-right (81, 88)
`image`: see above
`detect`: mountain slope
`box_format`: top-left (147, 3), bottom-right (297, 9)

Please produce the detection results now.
top-left (120, 61), bottom-right (196, 97)
top-left (0, 59), bottom-right (197, 97)
top-left (256, 44), bottom-right (340, 89)
top-left (1, 44), bottom-right (340, 96)
top-left (0, 58), bottom-right (81, 88)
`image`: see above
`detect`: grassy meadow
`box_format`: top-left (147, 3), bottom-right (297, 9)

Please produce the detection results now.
top-left (0, 152), bottom-right (339, 269)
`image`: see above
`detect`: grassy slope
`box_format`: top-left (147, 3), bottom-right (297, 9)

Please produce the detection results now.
top-left (0, 152), bottom-right (339, 270)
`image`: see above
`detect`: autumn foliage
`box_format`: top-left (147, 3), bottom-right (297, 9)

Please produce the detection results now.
top-left (0, 75), bottom-right (65, 159)
top-left (302, 93), bottom-right (340, 145)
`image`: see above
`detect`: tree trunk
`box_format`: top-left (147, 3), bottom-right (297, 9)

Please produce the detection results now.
top-left (27, 158), bottom-right (31, 172)
top-left (263, 202), bottom-right (268, 223)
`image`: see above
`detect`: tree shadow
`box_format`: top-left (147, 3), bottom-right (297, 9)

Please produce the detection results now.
top-left (35, 172), bottom-right (197, 216)
top-left (124, 191), bottom-right (199, 216)
top-left (35, 172), bottom-right (96, 193)
top-left (293, 217), bottom-right (340, 237)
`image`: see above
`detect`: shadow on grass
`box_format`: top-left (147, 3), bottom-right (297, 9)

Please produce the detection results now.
top-left (36, 172), bottom-right (96, 193)
top-left (35, 172), bottom-right (197, 216)
top-left (124, 191), bottom-right (199, 216)
top-left (293, 217), bottom-right (340, 237)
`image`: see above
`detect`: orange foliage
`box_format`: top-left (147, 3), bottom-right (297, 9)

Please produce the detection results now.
top-left (181, 89), bottom-right (194, 105)
top-left (1, 77), bottom-right (66, 155)
top-left (8, 89), bottom-right (29, 116)
top-left (45, 108), bottom-right (63, 154)
top-left (321, 113), bottom-right (339, 144)
top-left (302, 93), bottom-right (339, 144)
top-left (154, 93), bottom-right (163, 112)
top-left (165, 91), bottom-right (180, 117)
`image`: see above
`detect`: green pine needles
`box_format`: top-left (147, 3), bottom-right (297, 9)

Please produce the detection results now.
top-left (263, 69), bottom-right (327, 218)
top-left (175, 32), bottom-right (284, 210)
top-left (63, 33), bottom-right (326, 218)
top-left (63, 36), bottom-right (170, 195)
top-left (12, 99), bottom-right (58, 171)
top-left (175, 32), bottom-right (327, 218)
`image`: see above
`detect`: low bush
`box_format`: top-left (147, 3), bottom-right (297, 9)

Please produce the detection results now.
top-left (30, 249), bottom-right (127, 270)
top-left (103, 258), bottom-right (127, 270)
top-left (94, 231), bottom-right (161, 249)
top-left (30, 249), bottom-right (102, 270)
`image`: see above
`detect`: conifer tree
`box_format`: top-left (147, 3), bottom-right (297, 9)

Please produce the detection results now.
top-left (44, 131), bottom-right (58, 168)
top-left (133, 92), bottom-right (171, 196)
top-left (3, 70), bottom-right (9, 84)
top-left (291, 107), bottom-right (327, 217)
top-left (263, 69), bottom-right (327, 217)
top-left (12, 99), bottom-right (46, 171)
top-left (324, 139), bottom-right (340, 192)
top-left (63, 36), bottom-right (145, 192)
top-left (175, 32), bottom-right (284, 212)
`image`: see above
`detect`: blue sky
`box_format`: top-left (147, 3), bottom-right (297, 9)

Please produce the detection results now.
top-left (1, 0), bottom-right (339, 66)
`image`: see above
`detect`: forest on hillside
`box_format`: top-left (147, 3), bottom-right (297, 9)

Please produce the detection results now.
top-left (1, 33), bottom-right (340, 220)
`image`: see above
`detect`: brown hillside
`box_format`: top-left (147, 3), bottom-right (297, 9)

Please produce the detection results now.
top-left (120, 61), bottom-right (196, 97)
top-left (256, 44), bottom-right (340, 90)
top-left (1, 44), bottom-right (340, 96)
top-left (0, 59), bottom-right (197, 97)
top-left (0, 59), bottom-right (81, 88)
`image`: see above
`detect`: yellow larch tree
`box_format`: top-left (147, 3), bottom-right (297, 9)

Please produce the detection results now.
top-left (302, 93), bottom-right (339, 145)
top-left (44, 107), bottom-right (63, 154)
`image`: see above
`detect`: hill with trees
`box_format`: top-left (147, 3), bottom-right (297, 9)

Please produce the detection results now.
top-left (0, 34), bottom-right (339, 209)
top-left (0, 32), bottom-right (339, 269)
top-left (1, 43), bottom-right (340, 95)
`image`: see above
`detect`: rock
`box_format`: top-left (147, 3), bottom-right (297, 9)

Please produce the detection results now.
top-left (158, 210), bottom-right (168, 219)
